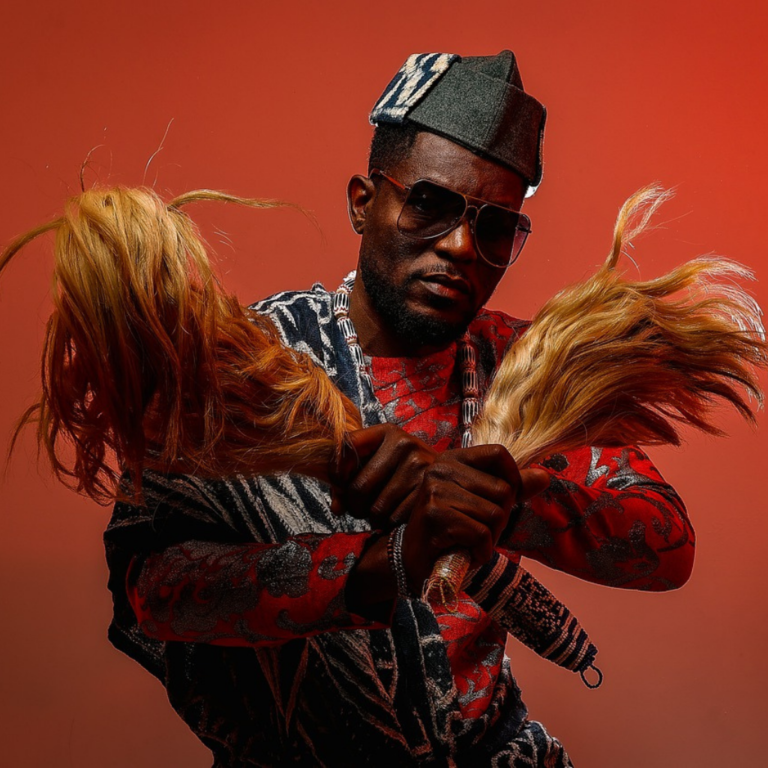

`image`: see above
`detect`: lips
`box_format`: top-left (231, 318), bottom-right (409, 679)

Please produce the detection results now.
top-left (417, 273), bottom-right (471, 296)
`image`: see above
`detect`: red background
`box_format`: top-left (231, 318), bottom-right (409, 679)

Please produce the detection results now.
top-left (1, 1), bottom-right (766, 765)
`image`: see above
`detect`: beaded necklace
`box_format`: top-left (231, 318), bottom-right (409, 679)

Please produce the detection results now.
top-left (332, 271), bottom-right (479, 448)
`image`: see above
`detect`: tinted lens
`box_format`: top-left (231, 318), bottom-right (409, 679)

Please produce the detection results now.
top-left (394, 176), bottom-right (531, 268)
top-left (476, 207), bottom-right (530, 267)
top-left (398, 180), bottom-right (466, 238)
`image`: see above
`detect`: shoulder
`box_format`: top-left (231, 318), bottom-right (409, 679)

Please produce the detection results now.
top-left (248, 283), bottom-right (337, 368)
top-left (247, 282), bottom-right (365, 405)
top-left (468, 307), bottom-right (531, 373)
top-left (249, 283), bottom-right (333, 336)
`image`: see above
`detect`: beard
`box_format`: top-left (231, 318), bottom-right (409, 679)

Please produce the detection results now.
top-left (358, 257), bottom-right (475, 350)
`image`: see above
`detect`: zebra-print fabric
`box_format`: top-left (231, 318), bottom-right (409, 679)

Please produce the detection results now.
top-left (369, 52), bottom-right (459, 125)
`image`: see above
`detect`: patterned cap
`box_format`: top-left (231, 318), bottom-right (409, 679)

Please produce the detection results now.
top-left (370, 51), bottom-right (547, 196)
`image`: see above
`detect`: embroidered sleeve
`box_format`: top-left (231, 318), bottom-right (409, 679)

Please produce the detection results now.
top-left (503, 445), bottom-right (695, 591)
top-left (127, 533), bottom-right (390, 647)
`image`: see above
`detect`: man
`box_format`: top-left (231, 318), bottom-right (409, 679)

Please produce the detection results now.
top-left (105, 51), bottom-right (694, 766)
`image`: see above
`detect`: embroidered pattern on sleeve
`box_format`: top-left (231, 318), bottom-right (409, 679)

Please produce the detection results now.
top-left (128, 533), bottom-right (384, 647)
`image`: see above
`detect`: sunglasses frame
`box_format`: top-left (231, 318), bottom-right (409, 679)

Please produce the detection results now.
top-left (369, 168), bottom-right (531, 268)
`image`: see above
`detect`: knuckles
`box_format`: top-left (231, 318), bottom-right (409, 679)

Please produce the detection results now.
top-left (423, 461), bottom-right (455, 483)
top-left (404, 449), bottom-right (431, 475)
top-left (419, 493), bottom-right (446, 528)
top-left (485, 443), bottom-right (510, 460)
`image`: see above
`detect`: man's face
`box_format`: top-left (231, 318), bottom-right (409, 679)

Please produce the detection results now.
top-left (351, 131), bottom-right (527, 352)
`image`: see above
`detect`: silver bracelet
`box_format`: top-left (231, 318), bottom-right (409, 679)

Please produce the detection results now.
top-left (387, 524), bottom-right (410, 598)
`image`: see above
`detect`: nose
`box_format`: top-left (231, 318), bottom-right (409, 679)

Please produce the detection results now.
top-left (433, 208), bottom-right (479, 263)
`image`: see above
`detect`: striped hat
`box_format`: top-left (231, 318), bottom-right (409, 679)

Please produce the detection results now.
top-left (370, 51), bottom-right (547, 196)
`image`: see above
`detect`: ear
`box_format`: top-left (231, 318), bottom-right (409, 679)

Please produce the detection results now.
top-left (346, 174), bottom-right (377, 234)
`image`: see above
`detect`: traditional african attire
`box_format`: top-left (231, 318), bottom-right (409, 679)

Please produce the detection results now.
top-left (105, 284), bottom-right (694, 767)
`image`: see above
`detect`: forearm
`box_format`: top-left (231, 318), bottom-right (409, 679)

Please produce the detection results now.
top-left (504, 446), bottom-right (695, 590)
top-left (128, 532), bottom-right (395, 647)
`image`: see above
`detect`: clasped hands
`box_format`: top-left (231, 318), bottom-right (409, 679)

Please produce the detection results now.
top-left (329, 424), bottom-right (550, 608)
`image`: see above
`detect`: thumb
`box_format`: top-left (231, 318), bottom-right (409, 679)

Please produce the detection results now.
top-left (519, 468), bottom-right (551, 501)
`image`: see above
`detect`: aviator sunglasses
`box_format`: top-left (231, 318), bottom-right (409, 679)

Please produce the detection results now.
top-left (370, 169), bottom-right (532, 268)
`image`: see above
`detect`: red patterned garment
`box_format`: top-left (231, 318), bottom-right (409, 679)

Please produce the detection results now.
top-left (366, 309), bottom-right (695, 718)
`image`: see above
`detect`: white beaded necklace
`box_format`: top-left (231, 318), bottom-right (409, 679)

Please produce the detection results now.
top-left (332, 271), bottom-right (480, 448)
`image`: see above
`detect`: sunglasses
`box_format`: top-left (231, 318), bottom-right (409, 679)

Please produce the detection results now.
top-left (370, 169), bottom-right (531, 268)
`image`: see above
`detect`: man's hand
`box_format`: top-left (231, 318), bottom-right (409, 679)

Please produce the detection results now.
top-left (331, 426), bottom-right (551, 603)
top-left (400, 445), bottom-right (550, 591)
top-left (329, 424), bottom-right (436, 527)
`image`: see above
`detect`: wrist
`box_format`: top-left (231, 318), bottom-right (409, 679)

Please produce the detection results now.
top-left (344, 532), bottom-right (397, 620)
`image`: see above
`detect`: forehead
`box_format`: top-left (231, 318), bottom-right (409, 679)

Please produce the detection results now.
top-left (390, 131), bottom-right (526, 209)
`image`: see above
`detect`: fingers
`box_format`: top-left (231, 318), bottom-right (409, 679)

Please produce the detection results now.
top-left (441, 444), bottom-right (550, 502)
top-left (389, 487), bottom-right (419, 528)
top-left (401, 490), bottom-right (498, 586)
top-left (420, 500), bottom-right (498, 566)
top-left (328, 425), bottom-right (392, 486)
top-left (420, 461), bottom-right (511, 541)
top-left (398, 448), bottom-right (551, 586)
top-left (444, 443), bottom-right (521, 481)
top-left (365, 459), bottom-right (427, 526)
top-left (328, 427), bottom-right (551, 590)
top-left (347, 438), bottom-right (431, 517)
top-left (329, 424), bottom-right (435, 522)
